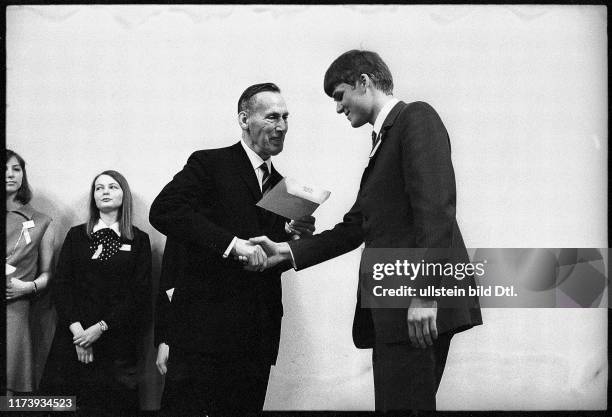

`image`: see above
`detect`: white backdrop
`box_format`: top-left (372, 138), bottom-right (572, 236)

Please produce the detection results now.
top-left (6, 5), bottom-right (607, 410)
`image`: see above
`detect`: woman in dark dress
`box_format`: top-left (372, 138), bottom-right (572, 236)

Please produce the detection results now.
top-left (41, 170), bottom-right (151, 415)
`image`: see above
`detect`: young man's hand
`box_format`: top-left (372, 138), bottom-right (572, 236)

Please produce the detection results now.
top-left (407, 297), bottom-right (438, 348)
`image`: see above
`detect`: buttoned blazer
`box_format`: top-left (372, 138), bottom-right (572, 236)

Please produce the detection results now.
top-left (289, 101), bottom-right (482, 347)
top-left (150, 142), bottom-right (290, 360)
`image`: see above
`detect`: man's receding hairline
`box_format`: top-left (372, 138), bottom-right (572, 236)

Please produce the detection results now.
top-left (246, 90), bottom-right (283, 112)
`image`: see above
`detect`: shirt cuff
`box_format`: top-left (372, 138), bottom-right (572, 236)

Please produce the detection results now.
top-left (222, 236), bottom-right (238, 258)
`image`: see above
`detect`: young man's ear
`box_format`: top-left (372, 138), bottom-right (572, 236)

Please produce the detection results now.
top-left (359, 73), bottom-right (372, 91)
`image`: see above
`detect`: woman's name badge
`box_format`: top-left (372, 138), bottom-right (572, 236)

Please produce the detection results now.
top-left (22, 220), bottom-right (34, 245)
top-left (6, 263), bottom-right (16, 275)
top-left (120, 244), bottom-right (131, 251)
top-left (92, 244), bottom-right (103, 259)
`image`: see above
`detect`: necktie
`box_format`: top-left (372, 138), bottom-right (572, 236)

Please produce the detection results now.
top-left (258, 163), bottom-right (275, 229)
top-left (260, 162), bottom-right (271, 194)
top-left (371, 131), bottom-right (380, 151)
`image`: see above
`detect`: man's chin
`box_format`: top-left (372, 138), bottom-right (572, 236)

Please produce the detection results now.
top-left (268, 145), bottom-right (284, 155)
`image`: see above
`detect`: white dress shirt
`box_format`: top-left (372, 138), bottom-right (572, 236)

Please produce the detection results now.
top-left (240, 139), bottom-right (272, 191)
top-left (93, 218), bottom-right (121, 237)
top-left (222, 140), bottom-right (274, 258)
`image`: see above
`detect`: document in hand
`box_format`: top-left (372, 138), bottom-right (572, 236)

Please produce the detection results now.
top-left (256, 178), bottom-right (331, 220)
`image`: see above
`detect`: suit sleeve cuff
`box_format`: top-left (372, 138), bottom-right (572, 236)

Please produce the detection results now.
top-left (222, 236), bottom-right (238, 258)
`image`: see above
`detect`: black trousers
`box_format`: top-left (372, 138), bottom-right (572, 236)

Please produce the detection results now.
top-left (161, 347), bottom-right (272, 416)
top-left (372, 332), bottom-right (453, 411)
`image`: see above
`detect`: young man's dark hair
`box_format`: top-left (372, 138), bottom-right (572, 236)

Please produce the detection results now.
top-left (237, 82), bottom-right (281, 113)
top-left (323, 50), bottom-right (394, 97)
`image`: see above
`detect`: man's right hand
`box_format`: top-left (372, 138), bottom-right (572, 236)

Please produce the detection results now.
top-left (407, 297), bottom-right (438, 349)
top-left (232, 238), bottom-right (268, 271)
top-left (248, 236), bottom-right (291, 269)
top-left (156, 343), bottom-right (169, 375)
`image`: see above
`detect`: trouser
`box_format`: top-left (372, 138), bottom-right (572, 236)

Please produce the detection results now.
top-left (161, 347), bottom-right (272, 416)
top-left (372, 332), bottom-right (453, 411)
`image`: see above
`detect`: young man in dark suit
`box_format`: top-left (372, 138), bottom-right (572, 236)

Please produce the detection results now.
top-left (149, 83), bottom-right (314, 414)
top-left (252, 50), bottom-right (482, 411)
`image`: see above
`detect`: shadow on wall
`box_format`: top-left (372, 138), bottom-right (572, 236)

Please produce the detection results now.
top-left (34, 191), bottom-right (85, 251)
top-left (29, 191), bottom-right (83, 389)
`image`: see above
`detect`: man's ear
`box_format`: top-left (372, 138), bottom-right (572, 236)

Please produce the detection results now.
top-left (358, 74), bottom-right (372, 91)
top-left (238, 111), bottom-right (249, 130)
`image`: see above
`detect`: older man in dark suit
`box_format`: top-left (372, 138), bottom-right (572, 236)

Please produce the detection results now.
top-left (252, 50), bottom-right (482, 411)
top-left (149, 82), bottom-right (314, 415)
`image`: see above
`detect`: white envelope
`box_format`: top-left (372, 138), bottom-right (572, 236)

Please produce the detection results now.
top-left (256, 178), bottom-right (331, 220)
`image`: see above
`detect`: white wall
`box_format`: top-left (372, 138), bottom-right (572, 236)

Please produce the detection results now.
top-left (6, 5), bottom-right (607, 410)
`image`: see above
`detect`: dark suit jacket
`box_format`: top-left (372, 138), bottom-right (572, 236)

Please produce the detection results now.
top-left (149, 142), bottom-right (290, 363)
top-left (289, 101), bottom-right (482, 348)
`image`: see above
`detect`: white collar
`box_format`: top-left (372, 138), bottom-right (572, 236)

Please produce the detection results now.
top-left (93, 218), bottom-right (121, 237)
top-left (241, 139), bottom-right (272, 172)
top-left (372, 97), bottom-right (399, 136)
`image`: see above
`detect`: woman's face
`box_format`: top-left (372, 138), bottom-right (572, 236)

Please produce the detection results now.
top-left (6, 156), bottom-right (23, 197)
top-left (94, 174), bottom-right (124, 213)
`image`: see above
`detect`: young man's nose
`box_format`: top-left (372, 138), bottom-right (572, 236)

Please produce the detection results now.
top-left (336, 102), bottom-right (344, 114)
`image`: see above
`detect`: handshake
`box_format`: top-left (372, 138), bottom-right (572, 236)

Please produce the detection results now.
top-left (231, 215), bottom-right (315, 271)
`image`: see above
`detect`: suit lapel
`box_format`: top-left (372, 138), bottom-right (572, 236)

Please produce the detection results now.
top-left (269, 164), bottom-right (283, 190)
top-left (261, 163), bottom-right (286, 229)
top-left (231, 142), bottom-right (286, 230)
top-left (361, 101), bottom-right (407, 183)
top-left (231, 142), bottom-right (262, 201)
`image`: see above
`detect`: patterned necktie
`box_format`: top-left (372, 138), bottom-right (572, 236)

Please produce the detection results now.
top-left (371, 131), bottom-right (380, 151)
top-left (260, 162), bottom-right (272, 195)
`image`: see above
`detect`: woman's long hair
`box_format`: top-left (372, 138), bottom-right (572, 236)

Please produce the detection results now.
top-left (86, 170), bottom-right (134, 240)
top-left (6, 149), bottom-right (32, 204)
